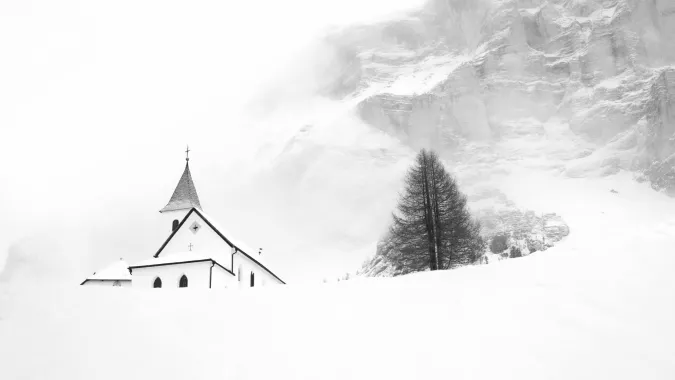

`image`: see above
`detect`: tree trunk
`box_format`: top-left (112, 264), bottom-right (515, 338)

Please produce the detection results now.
top-left (430, 159), bottom-right (441, 270)
top-left (421, 152), bottom-right (437, 271)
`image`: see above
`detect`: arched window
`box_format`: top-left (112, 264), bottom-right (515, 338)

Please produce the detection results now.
top-left (179, 275), bottom-right (188, 288)
top-left (250, 272), bottom-right (255, 287)
top-left (153, 277), bottom-right (162, 288)
top-left (172, 219), bottom-right (180, 232)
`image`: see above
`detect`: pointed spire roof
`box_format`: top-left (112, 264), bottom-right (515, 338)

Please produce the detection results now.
top-left (160, 151), bottom-right (202, 213)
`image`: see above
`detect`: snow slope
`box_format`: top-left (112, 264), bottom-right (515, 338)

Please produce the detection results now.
top-left (1, 170), bottom-right (675, 379)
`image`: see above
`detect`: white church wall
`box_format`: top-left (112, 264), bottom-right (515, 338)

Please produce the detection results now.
top-left (233, 252), bottom-right (283, 288)
top-left (159, 211), bottom-right (233, 272)
top-left (81, 280), bottom-right (132, 287)
top-left (131, 261), bottom-right (213, 289)
top-left (233, 254), bottom-right (254, 289)
top-left (210, 266), bottom-right (237, 289)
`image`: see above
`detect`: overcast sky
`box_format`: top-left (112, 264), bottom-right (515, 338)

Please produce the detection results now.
top-left (0, 0), bottom-right (427, 284)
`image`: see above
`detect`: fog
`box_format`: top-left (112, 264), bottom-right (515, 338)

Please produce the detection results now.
top-left (0, 0), bottom-right (427, 284)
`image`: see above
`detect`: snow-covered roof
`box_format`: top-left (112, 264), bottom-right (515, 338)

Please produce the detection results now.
top-left (159, 161), bottom-right (202, 213)
top-left (85, 260), bottom-right (132, 281)
top-left (130, 251), bottom-right (233, 274)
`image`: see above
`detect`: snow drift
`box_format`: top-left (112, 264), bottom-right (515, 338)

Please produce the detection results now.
top-left (2, 172), bottom-right (675, 379)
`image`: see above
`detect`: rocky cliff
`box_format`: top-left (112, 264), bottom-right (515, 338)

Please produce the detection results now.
top-left (326, 0), bottom-right (675, 190)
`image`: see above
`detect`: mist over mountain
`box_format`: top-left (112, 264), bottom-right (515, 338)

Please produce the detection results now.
top-left (0, 0), bottom-right (428, 284)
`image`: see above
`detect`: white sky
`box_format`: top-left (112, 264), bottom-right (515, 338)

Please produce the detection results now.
top-left (0, 0), bottom-right (426, 283)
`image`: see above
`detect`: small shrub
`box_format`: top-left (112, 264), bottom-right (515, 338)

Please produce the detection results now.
top-left (510, 247), bottom-right (522, 258)
top-left (490, 235), bottom-right (508, 253)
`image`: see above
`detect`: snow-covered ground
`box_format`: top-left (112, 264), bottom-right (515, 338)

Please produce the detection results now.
top-left (1, 170), bottom-right (674, 379)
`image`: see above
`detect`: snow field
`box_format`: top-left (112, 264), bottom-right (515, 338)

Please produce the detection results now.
top-left (2, 171), bottom-right (675, 379)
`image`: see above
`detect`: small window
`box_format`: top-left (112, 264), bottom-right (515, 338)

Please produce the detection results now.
top-left (113, 280), bottom-right (121, 287)
top-left (153, 277), bottom-right (162, 288)
top-left (172, 219), bottom-right (180, 232)
top-left (250, 272), bottom-right (255, 287)
top-left (179, 275), bottom-right (188, 288)
top-left (238, 266), bottom-right (242, 282)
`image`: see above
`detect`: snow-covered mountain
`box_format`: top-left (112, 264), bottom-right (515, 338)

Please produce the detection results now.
top-left (323, 0), bottom-right (674, 187)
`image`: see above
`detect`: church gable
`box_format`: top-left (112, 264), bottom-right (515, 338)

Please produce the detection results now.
top-left (155, 209), bottom-right (234, 270)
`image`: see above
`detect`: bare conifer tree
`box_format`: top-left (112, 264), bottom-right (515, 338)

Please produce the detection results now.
top-left (386, 149), bottom-right (485, 273)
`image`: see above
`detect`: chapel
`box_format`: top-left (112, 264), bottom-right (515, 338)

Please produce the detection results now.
top-left (81, 149), bottom-right (285, 288)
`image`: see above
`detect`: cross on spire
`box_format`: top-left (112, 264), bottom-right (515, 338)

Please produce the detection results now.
top-left (185, 145), bottom-right (190, 162)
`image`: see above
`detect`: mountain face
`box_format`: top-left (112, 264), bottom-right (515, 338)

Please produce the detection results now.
top-left (318, 0), bottom-right (674, 275)
top-left (325, 0), bottom-right (675, 188)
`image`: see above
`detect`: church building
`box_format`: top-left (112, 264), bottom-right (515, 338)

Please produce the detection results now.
top-left (81, 149), bottom-right (285, 288)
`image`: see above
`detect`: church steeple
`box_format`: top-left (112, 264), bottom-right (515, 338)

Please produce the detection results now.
top-left (160, 147), bottom-right (202, 213)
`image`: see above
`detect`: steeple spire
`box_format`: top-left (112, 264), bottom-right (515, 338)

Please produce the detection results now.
top-left (160, 149), bottom-right (202, 213)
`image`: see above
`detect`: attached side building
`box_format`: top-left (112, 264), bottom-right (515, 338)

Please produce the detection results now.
top-left (80, 259), bottom-right (132, 287)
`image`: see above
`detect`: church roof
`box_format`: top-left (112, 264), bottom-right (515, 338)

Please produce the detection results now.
top-left (160, 162), bottom-right (202, 213)
top-left (129, 252), bottom-right (234, 275)
top-left (81, 259), bottom-right (132, 284)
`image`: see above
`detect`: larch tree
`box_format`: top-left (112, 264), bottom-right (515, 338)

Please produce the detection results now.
top-left (386, 149), bottom-right (485, 273)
